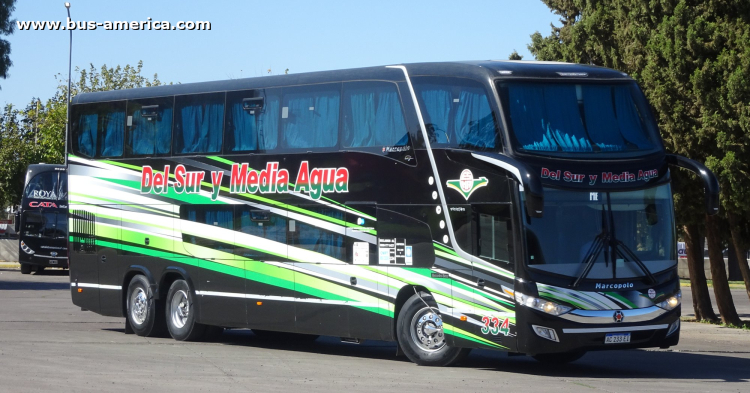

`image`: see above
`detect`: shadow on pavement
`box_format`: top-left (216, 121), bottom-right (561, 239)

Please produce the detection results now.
top-left (126, 328), bottom-right (749, 382)
top-left (0, 268), bottom-right (70, 290)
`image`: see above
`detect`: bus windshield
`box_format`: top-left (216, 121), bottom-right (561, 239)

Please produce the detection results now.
top-left (523, 183), bottom-right (676, 279)
top-left (497, 80), bottom-right (661, 158)
top-left (22, 211), bottom-right (68, 239)
top-left (25, 171), bottom-right (67, 201)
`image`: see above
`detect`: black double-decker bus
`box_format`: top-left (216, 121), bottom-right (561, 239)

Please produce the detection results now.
top-left (17, 164), bottom-right (68, 274)
top-left (66, 61), bottom-right (718, 366)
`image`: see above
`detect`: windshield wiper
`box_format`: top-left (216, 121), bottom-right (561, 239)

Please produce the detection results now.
top-left (614, 240), bottom-right (656, 284)
top-left (571, 206), bottom-right (608, 288)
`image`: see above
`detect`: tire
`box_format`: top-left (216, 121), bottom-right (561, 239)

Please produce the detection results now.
top-left (20, 263), bottom-right (31, 274)
top-left (126, 275), bottom-right (165, 337)
top-left (35, 266), bottom-right (45, 273)
top-left (532, 351), bottom-right (586, 364)
top-left (165, 279), bottom-right (205, 341)
top-left (252, 330), bottom-right (319, 342)
top-left (396, 291), bottom-right (469, 366)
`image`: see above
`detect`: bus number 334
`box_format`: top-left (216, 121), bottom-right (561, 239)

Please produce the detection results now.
top-left (481, 316), bottom-right (511, 336)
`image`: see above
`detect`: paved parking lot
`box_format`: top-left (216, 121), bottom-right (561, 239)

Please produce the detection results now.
top-left (1, 267), bottom-right (749, 392)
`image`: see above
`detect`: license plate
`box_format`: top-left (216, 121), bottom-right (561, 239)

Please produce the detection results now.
top-left (49, 260), bottom-right (58, 265)
top-left (604, 333), bottom-right (631, 344)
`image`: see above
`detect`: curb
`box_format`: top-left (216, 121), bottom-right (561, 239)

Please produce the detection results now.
top-left (0, 262), bottom-right (20, 269)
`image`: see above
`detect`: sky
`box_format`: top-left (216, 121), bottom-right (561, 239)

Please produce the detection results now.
top-left (1, 0), bottom-right (559, 110)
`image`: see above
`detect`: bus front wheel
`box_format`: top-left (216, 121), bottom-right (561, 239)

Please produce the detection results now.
top-left (165, 279), bottom-right (205, 341)
top-left (20, 263), bottom-right (31, 274)
top-left (396, 291), bottom-right (469, 367)
top-left (126, 275), bottom-right (165, 337)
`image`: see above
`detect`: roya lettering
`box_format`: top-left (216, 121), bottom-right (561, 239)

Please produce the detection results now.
top-left (141, 162), bottom-right (349, 201)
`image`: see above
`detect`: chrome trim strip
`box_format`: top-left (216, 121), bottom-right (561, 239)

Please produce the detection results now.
top-left (386, 65), bottom-right (488, 266)
top-left (559, 306), bottom-right (667, 324)
top-left (471, 153), bottom-right (522, 183)
top-left (563, 324), bottom-right (669, 334)
top-left (71, 282), bottom-right (121, 290)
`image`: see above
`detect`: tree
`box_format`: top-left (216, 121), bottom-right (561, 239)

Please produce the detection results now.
top-left (508, 50), bottom-right (523, 60)
top-left (0, 0), bottom-right (16, 85)
top-left (528, 0), bottom-right (750, 325)
top-left (0, 61), bottom-right (168, 208)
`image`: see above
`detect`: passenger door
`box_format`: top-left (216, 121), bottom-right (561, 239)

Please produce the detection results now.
top-left (69, 208), bottom-right (99, 312)
top-left (471, 204), bottom-right (517, 351)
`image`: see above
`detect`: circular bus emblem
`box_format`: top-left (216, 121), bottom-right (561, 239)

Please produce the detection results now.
top-left (613, 310), bottom-right (624, 323)
top-left (459, 170), bottom-right (474, 192)
top-left (648, 288), bottom-right (656, 299)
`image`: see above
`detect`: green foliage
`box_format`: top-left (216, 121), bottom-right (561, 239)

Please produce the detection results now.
top-left (528, 0), bottom-right (750, 223)
top-left (0, 61), bottom-right (168, 208)
top-left (0, 0), bottom-right (16, 84)
top-left (508, 50), bottom-right (524, 60)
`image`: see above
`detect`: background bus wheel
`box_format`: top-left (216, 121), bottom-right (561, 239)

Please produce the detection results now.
top-left (165, 279), bottom-right (205, 341)
top-left (20, 264), bottom-right (31, 274)
top-left (126, 275), bottom-right (165, 337)
top-left (532, 351), bottom-right (586, 364)
top-left (397, 291), bottom-right (469, 367)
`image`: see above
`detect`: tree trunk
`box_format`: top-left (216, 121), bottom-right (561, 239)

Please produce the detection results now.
top-left (728, 212), bottom-right (750, 304)
top-left (705, 214), bottom-right (741, 326)
top-left (683, 223), bottom-right (716, 321)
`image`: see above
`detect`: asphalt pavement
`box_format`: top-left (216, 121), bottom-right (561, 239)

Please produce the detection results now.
top-left (1, 268), bottom-right (749, 393)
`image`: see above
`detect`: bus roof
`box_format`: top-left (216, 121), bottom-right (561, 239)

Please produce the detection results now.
top-left (71, 61), bottom-right (632, 105)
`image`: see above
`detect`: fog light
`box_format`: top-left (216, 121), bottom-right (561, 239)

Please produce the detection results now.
top-left (667, 319), bottom-right (680, 336)
top-left (532, 325), bottom-right (559, 342)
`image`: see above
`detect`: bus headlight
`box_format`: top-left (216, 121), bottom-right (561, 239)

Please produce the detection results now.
top-left (515, 292), bottom-right (572, 316)
top-left (656, 291), bottom-right (681, 311)
top-left (20, 241), bottom-right (35, 255)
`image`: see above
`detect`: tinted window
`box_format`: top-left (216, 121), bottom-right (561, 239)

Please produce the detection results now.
top-left (174, 93), bottom-right (225, 154)
top-left (290, 207), bottom-right (345, 260)
top-left (282, 84), bottom-right (340, 149)
top-left (25, 171), bottom-right (66, 201)
top-left (23, 212), bottom-right (67, 239)
top-left (413, 77), bottom-right (499, 150)
top-left (499, 81), bottom-right (659, 157)
top-left (72, 102), bottom-right (126, 158)
top-left (182, 205), bottom-right (234, 253)
top-left (127, 97), bottom-right (173, 156)
top-left (225, 89), bottom-right (280, 152)
top-left (236, 208), bottom-right (287, 259)
top-left (342, 81), bottom-right (408, 148)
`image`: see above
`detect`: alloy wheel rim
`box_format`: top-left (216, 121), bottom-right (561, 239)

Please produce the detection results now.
top-left (130, 287), bottom-right (148, 325)
top-left (409, 306), bottom-right (446, 352)
top-left (170, 290), bottom-right (189, 329)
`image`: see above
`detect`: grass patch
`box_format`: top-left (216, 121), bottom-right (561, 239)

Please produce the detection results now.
top-left (680, 279), bottom-right (746, 290)
top-left (681, 316), bottom-right (750, 331)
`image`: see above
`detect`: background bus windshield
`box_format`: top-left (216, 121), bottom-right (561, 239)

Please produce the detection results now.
top-left (498, 81), bottom-right (661, 157)
top-left (524, 184), bottom-right (676, 279)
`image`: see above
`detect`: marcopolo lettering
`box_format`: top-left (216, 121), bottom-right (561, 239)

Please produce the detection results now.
top-left (595, 282), bottom-right (635, 289)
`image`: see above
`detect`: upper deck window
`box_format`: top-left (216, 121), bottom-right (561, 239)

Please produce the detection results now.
top-left (127, 97), bottom-right (173, 156)
top-left (174, 93), bottom-right (225, 154)
top-left (342, 81), bottom-right (408, 148)
top-left (225, 89), bottom-right (280, 152)
top-left (72, 102), bottom-right (126, 158)
top-left (412, 77), bottom-right (499, 151)
top-left (281, 84), bottom-right (340, 149)
top-left (499, 81), bottom-right (660, 157)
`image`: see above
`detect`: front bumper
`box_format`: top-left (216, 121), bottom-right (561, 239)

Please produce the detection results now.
top-left (517, 305), bottom-right (680, 355)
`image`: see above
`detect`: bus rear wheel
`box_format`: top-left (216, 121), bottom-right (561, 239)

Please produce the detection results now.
top-left (396, 291), bottom-right (469, 367)
top-left (165, 279), bottom-right (205, 341)
top-left (126, 275), bottom-right (165, 337)
top-left (20, 263), bottom-right (31, 274)
top-left (532, 351), bottom-right (586, 364)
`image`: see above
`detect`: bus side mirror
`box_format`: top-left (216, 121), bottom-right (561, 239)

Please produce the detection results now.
top-left (14, 212), bottom-right (20, 233)
top-left (666, 154), bottom-right (720, 215)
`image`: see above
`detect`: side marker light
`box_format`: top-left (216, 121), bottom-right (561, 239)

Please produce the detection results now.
top-left (256, 301), bottom-right (263, 306)
top-left (460, 315), bottom-right (467, 321)
top-left (78, 288), bottom-right (82, 293)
